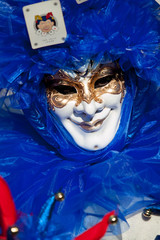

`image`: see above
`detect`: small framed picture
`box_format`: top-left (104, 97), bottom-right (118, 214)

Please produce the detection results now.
top-left (23, 0), bottom-right (67, 49)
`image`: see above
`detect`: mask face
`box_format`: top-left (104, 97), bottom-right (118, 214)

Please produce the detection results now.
top-left (45, 62), bottom-right (125, 151)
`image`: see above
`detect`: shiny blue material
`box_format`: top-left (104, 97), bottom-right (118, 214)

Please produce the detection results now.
top-left (145, 204), bottom-right (160, 212)
top-left (0, 0), bottom-right (160, 239)
top-left (37, 195), bottom-right (55, 234)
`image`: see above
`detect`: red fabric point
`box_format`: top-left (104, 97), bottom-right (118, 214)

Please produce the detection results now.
top-left (0, 176), bottom-right (17, 238)
top-left (74, 210), bottom-right (116, 240)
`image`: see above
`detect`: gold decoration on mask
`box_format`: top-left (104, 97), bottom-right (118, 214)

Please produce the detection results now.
top-left (45, 63), bottom-right (125, 110)
top-left (70, 117), bottom-right (107, 132)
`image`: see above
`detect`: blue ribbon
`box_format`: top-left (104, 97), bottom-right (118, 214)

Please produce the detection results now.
top-left (37, 195), bottom-right (55, 234)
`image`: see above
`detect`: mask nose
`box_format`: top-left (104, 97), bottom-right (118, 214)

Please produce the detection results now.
top-left (74, 100), bottom-right (104, 122)
top-left (81, 100), bottom-right (97, 116)
top-left (74, 78), bottom-right (104, 120)
top-left (74, 101), bottom-right (97, 121)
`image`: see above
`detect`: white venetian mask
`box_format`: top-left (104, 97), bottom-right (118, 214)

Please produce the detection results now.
top-left (45, 62), bottom-right (125, 151)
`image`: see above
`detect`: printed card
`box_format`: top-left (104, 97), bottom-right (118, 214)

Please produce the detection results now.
top-left (76, 0), bottom-right (88, 4)
top-left (23, 0), bottom-right (67, 49)
top-left (155, 0), bottom-right (160, 4)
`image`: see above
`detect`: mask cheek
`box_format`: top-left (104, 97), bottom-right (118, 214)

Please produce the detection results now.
top-left (54, 101), bottom-right (76, 121)
top-left (100, 93), bottom-right (122, 109)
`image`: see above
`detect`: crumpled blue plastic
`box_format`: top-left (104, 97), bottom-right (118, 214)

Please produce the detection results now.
top-left (0, 79), bottom-right (160, 239)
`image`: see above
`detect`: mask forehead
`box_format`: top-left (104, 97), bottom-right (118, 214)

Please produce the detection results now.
top-left (63, 61), bottom-right (120, 79)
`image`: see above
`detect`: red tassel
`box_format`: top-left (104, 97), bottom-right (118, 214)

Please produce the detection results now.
top-left (0, 176), bottom-right (17, 239)
top-left (74, 211), bottom-right (116, 240)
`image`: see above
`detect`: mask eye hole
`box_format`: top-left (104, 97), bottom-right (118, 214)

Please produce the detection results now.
top-left (54, 85), bottom-right (77, 95)
top-left (94, 76), bottom-right (113, 89)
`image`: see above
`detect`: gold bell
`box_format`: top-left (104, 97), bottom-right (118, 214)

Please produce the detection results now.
top-left (7, 226), bottom-right (19, 240)
top-left (108, 215), bottom-right (118, 224)
top-left (143, 209), bottom-right (152, 218)
top-left (55, 192), bottom-right (65, 201)
top-left (10, 226), bottom-right (19, 235)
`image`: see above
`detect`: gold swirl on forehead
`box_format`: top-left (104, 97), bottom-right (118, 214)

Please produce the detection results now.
top-left (45, 64), bottom-right (125, 110)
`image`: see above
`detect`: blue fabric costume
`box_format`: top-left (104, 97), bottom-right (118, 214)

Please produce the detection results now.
top-left (0, 0), bottom-right (160, 239)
